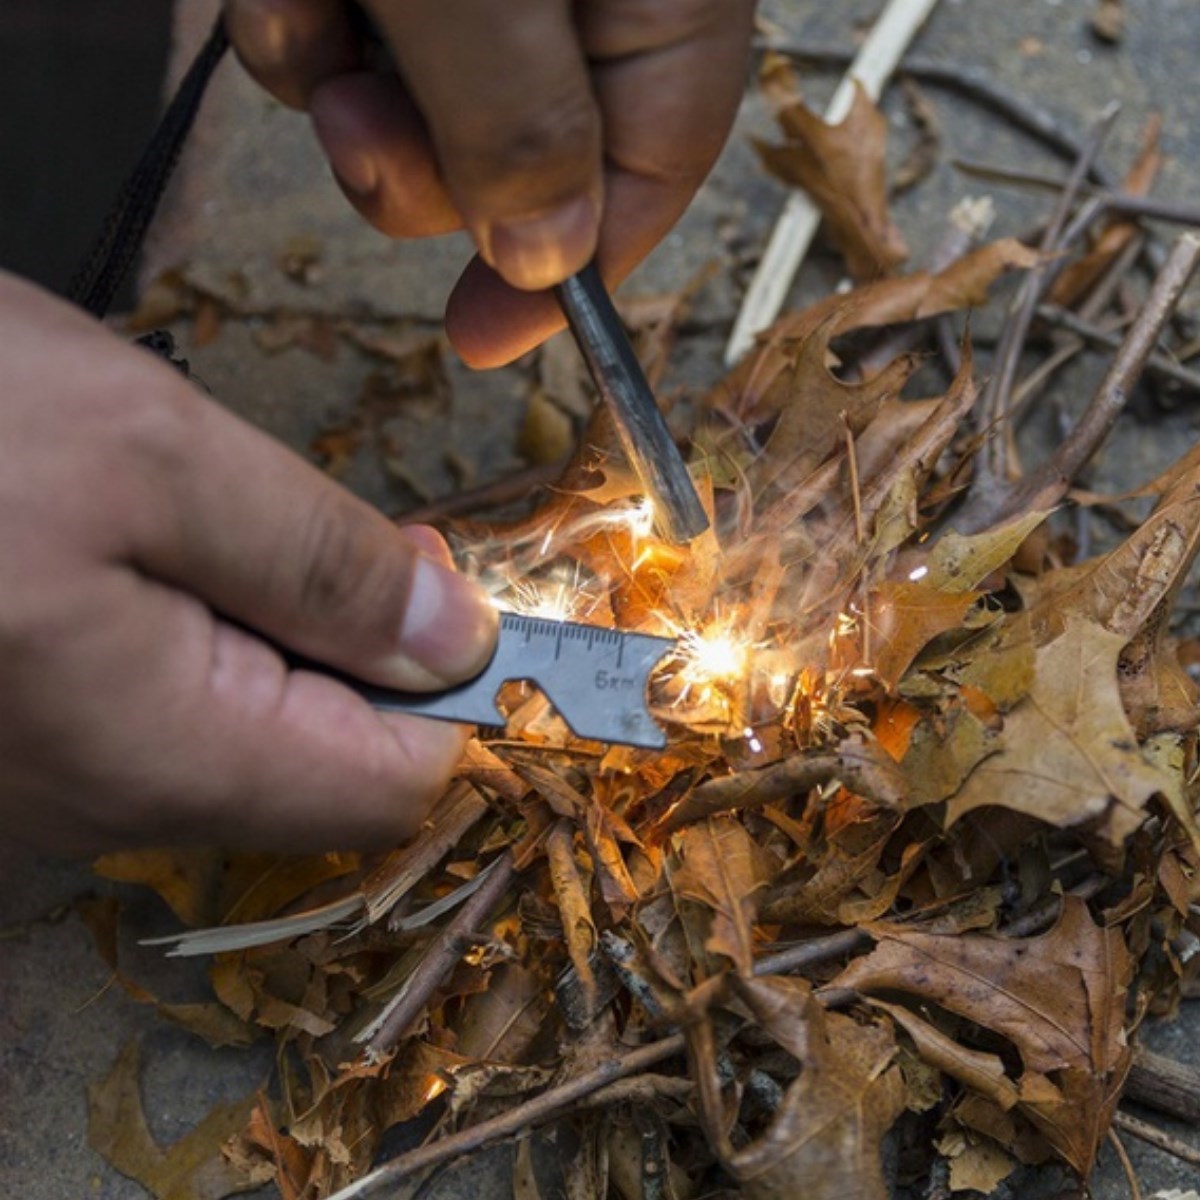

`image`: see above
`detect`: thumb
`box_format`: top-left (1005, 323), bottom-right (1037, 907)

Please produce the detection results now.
top-left (125, 359), bottom-right (497, 691)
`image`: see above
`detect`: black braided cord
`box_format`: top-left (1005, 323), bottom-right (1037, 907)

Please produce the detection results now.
top-left (68, 14), bottom-right (230, 319)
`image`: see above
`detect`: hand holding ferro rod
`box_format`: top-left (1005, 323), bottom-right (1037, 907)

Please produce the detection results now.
top-left (555, 262), bottom-right (710, 544)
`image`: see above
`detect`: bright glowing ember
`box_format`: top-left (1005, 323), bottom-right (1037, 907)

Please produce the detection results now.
top-left (677, 623), bottom-right (752, 692)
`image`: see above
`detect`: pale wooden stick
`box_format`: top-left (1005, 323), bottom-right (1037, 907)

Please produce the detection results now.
top-left (724, 0), bottom-right (942, 365)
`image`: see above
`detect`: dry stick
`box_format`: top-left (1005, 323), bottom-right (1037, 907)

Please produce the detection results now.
top-left (1101, 192), bottom-right (1200, 228)
top-left (327, 926), bottom-right (868, 1200)
top-left (976, 106), bottom-right (1118, 492)
top-left (725, 0), bottom-right (942, 365)
top-left (953, 162), bottom-right (1200, 231)
top-left (1037, 303), bottom-right (1200, 392)
top-left (326, 1034), bottom-right (689, 1200)
top-left (1112, 1110), bottom-right (1200, 1168)
top-left (1124, 1045), bottom-right (1200, 1125)
top-left (756, 927), bottom-right (869, 976)
top-left (399, 460), bottom-right (567, 525)
top-left (363, 851), bottom-right (516, 1055)
top-left (1001, 875), bottom-right (1109, 938)
top-left (1000, 233), bottom-right (1200, 521)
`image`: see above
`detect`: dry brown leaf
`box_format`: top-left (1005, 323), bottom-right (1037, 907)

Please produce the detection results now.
top-left (1037, 458), bottom-right (1200, 643)
top-left (93, 848), bottom-right (224, 927)
top-left (455, 964), bottom-right (548, 1064)
top-left (761, 810), bottom-right (902, 927)
top-left (669, 817), bottom-right (771, 974)
top-left (660, 739), bottom-right (905, 833)
top-left (947, 616), bottom-right (1173, 844)
top-left (757, 57), bottom-right (908, 279)
top-left (831, 896), bottom-right (1134, 1172)
top-left (945, 609), bottom-right (1171, 844)
top-left (901, 703), bottom-right (999, 809)
top-left (715, 976), bottom-right (905, 1199)
top-left (927, 510), bottom-right (1051, 594)
top-left (546, 820), bottom-right (599, 1016)
top-left (939, 612), bottom-right (1037, 712)
top-left (758, 315), bottom-right (917, 499)
top-left (583, 798), bottom-right (643, 919)
top-left (869, 582), bottom-right (982, 689)
top-left (239, 1097), bottom-right (313, 1200)
top-left (77, 897), bottom-right (258, 1050)
top-left (88, 1041), bottom-right (260, 1200)
top-left (868, 999), bottom-right (1019, 1111)
top-left (937, 1128), bottom-right (1017, 1195)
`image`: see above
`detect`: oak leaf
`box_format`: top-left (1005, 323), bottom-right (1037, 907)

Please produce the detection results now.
top-left (88, 1041), bottom-right (260, 1200)
top-left (947, 616), bottom-right (1173, 844)
top-left (669, 817), bottom-right (771, 974)
top-left (869, 582), bottom-right (982, 689)
top-left (927, 510), bottom-right (1051, 594)
top-left (830, 896), bottom-right (1134, 1172)
top-left (757, 57), bottom-right (908, 279)
top-left (715, 976), bottom-right (905, 1200)
top-left (93, 848), bottom-right (223, 927)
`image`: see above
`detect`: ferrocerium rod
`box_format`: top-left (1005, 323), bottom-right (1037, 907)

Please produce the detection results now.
top-left (555, 261), bottom-right (710, 544)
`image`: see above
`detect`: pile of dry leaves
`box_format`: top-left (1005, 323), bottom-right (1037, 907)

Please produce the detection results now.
top-left (85, 52), bottom-right (1200, 1200)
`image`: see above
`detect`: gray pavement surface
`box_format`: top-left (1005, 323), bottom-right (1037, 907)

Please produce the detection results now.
top-left (5, 1), bottom-right (1200, 1197)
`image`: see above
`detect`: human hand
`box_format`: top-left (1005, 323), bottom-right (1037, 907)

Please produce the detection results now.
top-left (0, 272), bottom-right (497, 855)
top-left (224, 0), bottom-right (757, 367)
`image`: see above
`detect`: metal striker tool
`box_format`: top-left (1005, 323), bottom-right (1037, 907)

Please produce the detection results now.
top-left (335, 613), bottom-right (674, 750)
top-left (555, 262), bottom-right (710, 545)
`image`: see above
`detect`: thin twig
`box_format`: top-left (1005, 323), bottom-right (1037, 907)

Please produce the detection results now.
top-left (1113, 1110), bottom-right (1200, 1168)
top-left (1003, 233), bottom-right (1200, 519)
top-left (844, 416), bottom-right (865, 546)
top-left (951, 161), bottom-right (1200, 230)
top-left (1106, 1126), bottom-right (1142, 1200)
top-left (1001, 875), bottom-right (1110, 938)
top-left (755, 928), bottom-right (870, 976)
top-left (1037, 303), bottom-right (1200, 392)
top-left (976, 106), bottom-right (1118, 491)
top-left (324, 1034), bottom-right (688, 1199)
top-left (1036, 304), bottom-right (1200, 393)
top-left (398, 461), bottom-right (568, 525)
top-left (726, 0), bottom-right (942, 364)
top-left (362, 851), bottom-right (515, 1054)
top-left (1007, 234), bottom-right (1145, 420)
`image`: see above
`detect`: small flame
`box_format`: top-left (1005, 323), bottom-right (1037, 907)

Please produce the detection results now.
top-left (421, 1075), bottom-right (448, 1105)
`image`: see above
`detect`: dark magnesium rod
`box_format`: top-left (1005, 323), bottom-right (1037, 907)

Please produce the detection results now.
top-left (556, 262), bottom-right (710, 544)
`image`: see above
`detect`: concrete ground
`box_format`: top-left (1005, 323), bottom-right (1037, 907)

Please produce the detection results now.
top-left (4, 1), bottom-right (1200, 1197)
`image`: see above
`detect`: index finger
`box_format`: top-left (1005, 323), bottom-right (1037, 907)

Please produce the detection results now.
top-left (445, 0), bottom-right (756, 368)
top-left (363, 0), bottom-right (604, 290)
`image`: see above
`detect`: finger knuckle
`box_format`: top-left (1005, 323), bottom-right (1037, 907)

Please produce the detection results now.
top-left (449, 94), bottom-right (599, 205)
top-left (87, 355), bottom-right (196, 483)
top-left (588, 0), bottom-right (751, 54)
top-left (293, 496), bottom-right (410, 633)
